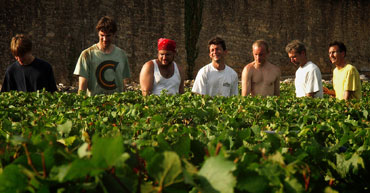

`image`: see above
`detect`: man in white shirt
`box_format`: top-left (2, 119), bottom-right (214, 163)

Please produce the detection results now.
top-left (192, 37), bottom-right (238, 97)
top-left (285, 40), bottom-right (323, 98)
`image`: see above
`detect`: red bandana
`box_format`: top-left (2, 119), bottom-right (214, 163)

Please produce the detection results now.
top-left (158, 38), bottom-right (176, 52)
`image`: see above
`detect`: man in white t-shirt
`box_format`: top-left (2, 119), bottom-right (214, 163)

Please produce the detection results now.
top-left (192, 37), bottom-right (238, 97)
top-left (285, 40), bottom-right (323, 98)
top-left (140, 38), bottom-right (184, 96)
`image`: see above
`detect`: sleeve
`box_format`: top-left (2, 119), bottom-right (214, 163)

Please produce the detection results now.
top-left (121, 51), bottom-right (131, 79)
top-left (305, 68), bottom-right (321, 94)
top-left (231, 72), bottom-right (239, 96)
top-left (73, 50), bottom-right (90, 78)
top-left (1, 71), bottom-right (11, 92)
top-left (344, 67), bottom-right (358, 92)
top-left (47, 65), bottom-right (58, 92)
top-left (192, 68), bottom-right (207, 95)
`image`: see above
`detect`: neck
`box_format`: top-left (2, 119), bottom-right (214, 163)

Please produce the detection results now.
top-left (300, 59), bottom-right (308, 67)
top-left (254, 61), bottom-right (265, 69)
top-left (22, 55), bottom-right (35, 65)
top-left (336, 60), bottom-right (346, 70)
top-left (212, 61), bottom-right (225, 70)
top-left (98, 43), bottom-right (113, 54)
top-left (157, 60), bottom-right (173, 69)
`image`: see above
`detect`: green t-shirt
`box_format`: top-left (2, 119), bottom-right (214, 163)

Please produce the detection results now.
top-left (74, 44), bottom-right (130, 96)
top-left (333, 64), bottom-right (362, 100)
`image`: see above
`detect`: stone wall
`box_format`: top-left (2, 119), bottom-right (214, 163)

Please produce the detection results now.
top-left (1, 0), bottom-right (369, 86)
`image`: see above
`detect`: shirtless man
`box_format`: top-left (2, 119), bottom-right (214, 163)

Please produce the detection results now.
top-left (241, 39), bottom-right (281, 96)
top-left (140, 38), bottom-right (184, 96)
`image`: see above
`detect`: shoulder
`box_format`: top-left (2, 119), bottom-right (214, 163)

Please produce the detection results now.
top-left (32, 58), bottom-right (53, 69)
top-left (270, 62), bottom-right (281, 73)
top-left (226, 65), bottom-right (237, 75)
top-left (345, 64), bottom-right (359, 74)
top-left (242, 62), bottom-right (254, 73)
top-left (143, 60), bottom-right (155, 68)
top-left (306, 61), bottom-right (319, 70)
top-left (141, 60), bottom-right (155, 73)
top-left (175, 62), bottom-right (183, 72)
top-left (5, 62), bottom-right (19, 73)
top-left (199, 63), bottom-right (212, 73)
top-left (114, 46), bottom-right (128, 57)
top-left (80, 44), bottom-right (97, 58)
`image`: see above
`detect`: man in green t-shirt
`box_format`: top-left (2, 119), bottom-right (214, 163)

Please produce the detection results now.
top-left (74, 16), bottom-right (130, 96)
top-left (324, 41), bottom-right (361, 100)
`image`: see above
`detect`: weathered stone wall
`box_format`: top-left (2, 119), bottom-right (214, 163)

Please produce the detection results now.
top-left (195, 0), bottom-right (370, 77)
top-left (1, 0), bottom-right (369, 86)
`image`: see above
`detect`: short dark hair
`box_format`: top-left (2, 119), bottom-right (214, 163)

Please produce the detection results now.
top-left (285, 40), bottom-right (306, 55)
top-left (208, 37), bottom-right (226, 51)
top-left (96, 16), bottom-right (117, 34)
top-left (253, 39), bottom-right (269, 53)
top-left (329, 41), bottom-right (346, 57)
top-left (10, 34), bottom-right (32, 57)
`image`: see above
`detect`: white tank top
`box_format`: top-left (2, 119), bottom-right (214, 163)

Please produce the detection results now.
top-left (152, 60), bottom-right (181, 95)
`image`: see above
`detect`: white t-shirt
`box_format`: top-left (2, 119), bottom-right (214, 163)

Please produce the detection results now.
top-left (295, 61), bottom-right (323, 98)
top-left (192, 63), bottom-right (238, 97)
top-left (152, 60), bottom-right (181, 95)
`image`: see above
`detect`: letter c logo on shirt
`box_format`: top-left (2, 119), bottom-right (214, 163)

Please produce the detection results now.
top-left (96, 60), bottom-right (118, 90)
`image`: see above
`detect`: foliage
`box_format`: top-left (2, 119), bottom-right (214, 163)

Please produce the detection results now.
top-left (0, 83), bottom-right (369, 193)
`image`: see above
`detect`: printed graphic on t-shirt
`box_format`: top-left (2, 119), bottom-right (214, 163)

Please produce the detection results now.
top-left (95, 60), bottom-right (118, 90)
top-left (223, 82), bottom-right (231, 87)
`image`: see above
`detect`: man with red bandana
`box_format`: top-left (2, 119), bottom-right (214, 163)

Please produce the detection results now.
top-left (140, 38), bottom-right (184, 96)
top-left (74, 16), bottom-right (131, 96)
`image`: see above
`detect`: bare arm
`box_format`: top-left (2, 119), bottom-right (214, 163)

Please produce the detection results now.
top-left (305, 92), bottom-right (316, 97)
top-left (274, 69), bottom-right (281, 96)
top-left (241, 65), bottom-right (252, 96)
top-left (343, 90), bottom-right (354, 100)
top-left (78, 76), bottom-right (88, 95)
top-left (177, 64), bottom-right (185, 94)
top-left (139, 61), bottom-right (154, 96)
top-left (323, 87), bottom-right (336, 97)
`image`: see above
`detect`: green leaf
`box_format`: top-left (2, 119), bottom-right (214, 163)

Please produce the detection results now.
top-left (284, 177), bottom-right (304, 193)
top-left (78, 143), bottom-right (91, 158)
top-left (57, 120), bottom-right (72, 137)
top-left (363, 109), bottom-right (368, 119)
top-left (172, 135), bottom-right (190, 158)
top-left (91, 135), bottom-right (125, 168)
top-left (197, 155), bottom-right (236, 193)
top-left (335, 152), bottom-right (365, 178)
top-left (0, 165), bottom-right (28, 193)
top-left (251, 125), bottom-right (260, 136)
top-left (237, 171), bottom-right (268, 193)
top-left (324, 186), bottom-right (339, 193)
top-left (147, 151), bottom-right (183, 189)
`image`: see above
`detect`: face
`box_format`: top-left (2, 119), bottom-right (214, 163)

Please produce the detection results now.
top-left (252, 45), bottom-right (268, 65)
top-left (158, 50), bottom-right (175, 66)
top-left (288, 51), bottom-right (306, 67)
top-left (328, 45), bottom-right (344, 66)
top-left (98, 31), bottom-right (114, 49)
top-left (209, 44), bottom-right (226, 62)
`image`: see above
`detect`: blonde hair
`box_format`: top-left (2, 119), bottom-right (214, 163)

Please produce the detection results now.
top-left (10, 34), bottom-right (32, 57)
top-left (252, 39), bottom-right (269, 53)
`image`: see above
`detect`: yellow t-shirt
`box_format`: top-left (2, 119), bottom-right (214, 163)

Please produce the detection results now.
top-left (333, 64), bottom-right (362, 100)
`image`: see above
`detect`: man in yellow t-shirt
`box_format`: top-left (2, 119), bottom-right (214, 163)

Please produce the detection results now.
top-left (323, 41), bottom-right (361, 100)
